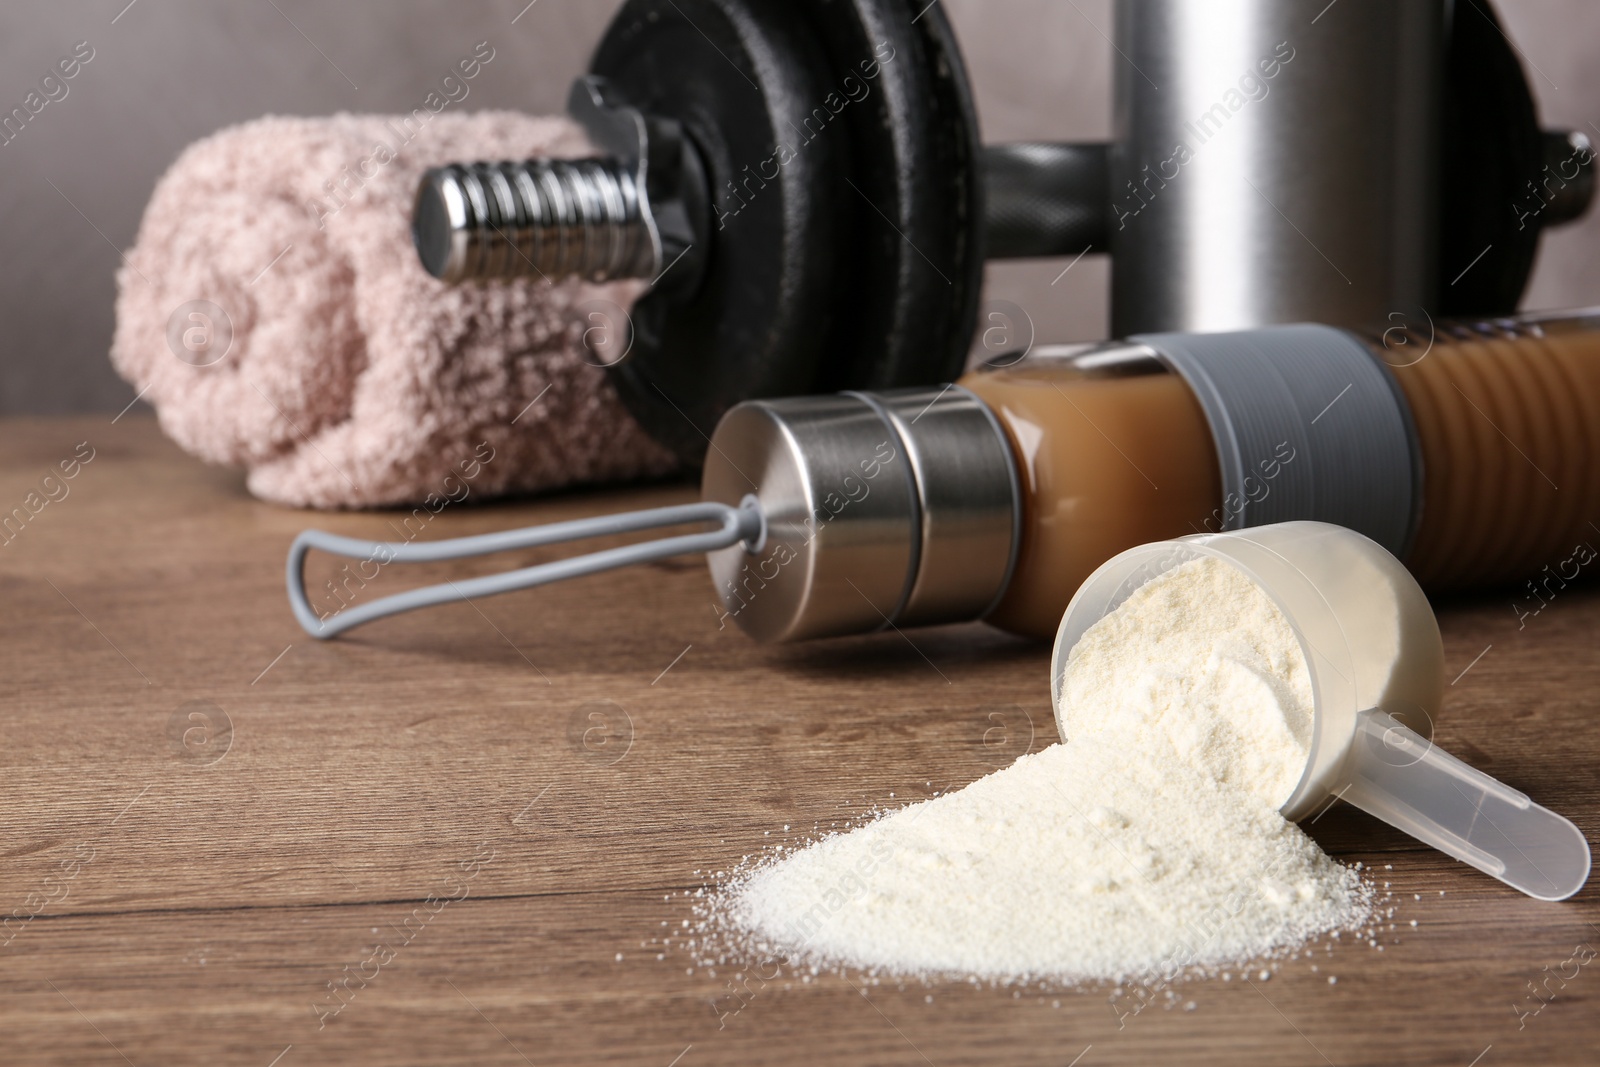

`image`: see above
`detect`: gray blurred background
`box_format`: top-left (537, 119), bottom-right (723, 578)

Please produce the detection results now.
top-left (1, 0), bottom-right (1596, 415)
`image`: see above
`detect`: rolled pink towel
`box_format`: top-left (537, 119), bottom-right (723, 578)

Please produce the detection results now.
top-left (111, 111), bottom-right (678, 508)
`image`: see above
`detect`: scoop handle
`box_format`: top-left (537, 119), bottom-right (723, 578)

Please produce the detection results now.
top-left (1337, 709), bottom-right (1590, 901)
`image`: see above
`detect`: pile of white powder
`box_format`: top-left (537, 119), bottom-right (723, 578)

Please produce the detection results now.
top-left (703, 556), bottom-right (1374, 984)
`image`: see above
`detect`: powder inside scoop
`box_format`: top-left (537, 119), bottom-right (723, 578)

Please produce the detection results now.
top-left (1062, 554), bottom-right (1316, 809)
top-left (706, 556), bottom-right (1370, 984)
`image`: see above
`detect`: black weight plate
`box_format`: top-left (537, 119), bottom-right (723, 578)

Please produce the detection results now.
top-left (1436, 0), bottom-right (1544, 316)
top-left (798, 0), bottom-right (984, 391)
top-left (592, 0), bottom-right (845, 465)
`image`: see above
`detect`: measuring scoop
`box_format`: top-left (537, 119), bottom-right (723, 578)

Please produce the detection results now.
top-left (1050, 521), bottom-right (1591, 902)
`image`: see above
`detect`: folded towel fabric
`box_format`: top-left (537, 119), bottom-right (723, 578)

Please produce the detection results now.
top-left (111, 111), bottom-right (678, 509)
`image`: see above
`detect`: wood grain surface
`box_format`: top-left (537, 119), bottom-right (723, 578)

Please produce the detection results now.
top-left (0, 416), bottom-right (1595, 1066)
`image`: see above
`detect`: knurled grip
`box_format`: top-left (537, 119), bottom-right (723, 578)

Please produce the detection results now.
top-left (983, 143), bottom-right (1109, 259)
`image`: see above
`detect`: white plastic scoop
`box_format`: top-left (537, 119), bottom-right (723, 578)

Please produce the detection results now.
top-left (1050, 521), bottom-right (1591, 902)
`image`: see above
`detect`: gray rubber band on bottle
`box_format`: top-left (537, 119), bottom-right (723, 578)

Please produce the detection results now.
top-left (1131, 324), bottom-right (1419, 556)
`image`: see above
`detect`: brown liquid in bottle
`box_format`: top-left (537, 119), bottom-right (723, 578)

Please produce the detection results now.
top-left (1383, 312), bottom-right (1600, 589)
top-left (960, 358), bottom-right (1221, 638)
top-left (961, 309), bottom-right (1600, 640)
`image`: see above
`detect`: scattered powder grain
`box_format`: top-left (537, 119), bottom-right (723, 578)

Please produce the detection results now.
top-left (711, 557), bottom-right (1372, 984)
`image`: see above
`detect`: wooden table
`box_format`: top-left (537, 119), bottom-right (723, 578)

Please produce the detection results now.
top-left (1, 416), bottom-right (1595, 1066)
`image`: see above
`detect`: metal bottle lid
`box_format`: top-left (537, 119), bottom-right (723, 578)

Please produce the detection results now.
top-left (701, 386), bottom-right (1021, 643)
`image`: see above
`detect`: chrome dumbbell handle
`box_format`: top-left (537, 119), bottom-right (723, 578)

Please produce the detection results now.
top-left (412, 77), bottom-right (705, 287)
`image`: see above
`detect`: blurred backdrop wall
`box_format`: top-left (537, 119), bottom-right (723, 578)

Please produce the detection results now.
top-left (1, 0), bottom-right (1596, 415)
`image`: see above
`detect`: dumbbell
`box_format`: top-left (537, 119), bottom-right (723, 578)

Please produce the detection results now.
top-left (412, 0), bottom-right (1590, 465)
top-left (411, 0), bottom-right (1107, 464)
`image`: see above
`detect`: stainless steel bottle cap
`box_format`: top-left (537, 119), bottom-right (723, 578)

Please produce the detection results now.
top-left (701, 387), bottom-right (1021, 643)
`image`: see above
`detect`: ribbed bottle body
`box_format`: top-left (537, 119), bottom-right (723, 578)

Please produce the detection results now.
top-left (1381, 310), bottom-right (1600, 588)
